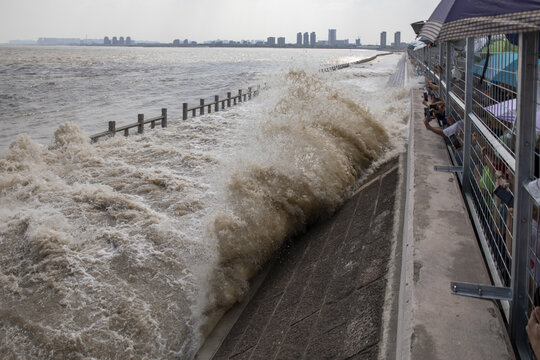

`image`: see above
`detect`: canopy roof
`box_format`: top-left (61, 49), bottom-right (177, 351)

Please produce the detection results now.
top-left (419, 0), bottom-right (540, 44)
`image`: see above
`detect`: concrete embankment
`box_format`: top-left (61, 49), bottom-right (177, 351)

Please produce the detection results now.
top-left (198, 158), bottom-right (401, 359)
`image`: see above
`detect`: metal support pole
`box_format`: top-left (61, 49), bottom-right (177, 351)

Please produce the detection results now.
top-left (427, 46), bottom-right (431, 74)
top-left (438, 45), bottom-right (443, 99)
top-left (445, 42), bottom-right (452, 117)
top-left (510, 30), bottom-right (539, 358)
top-left (462, 37), bottom-right (474, 196)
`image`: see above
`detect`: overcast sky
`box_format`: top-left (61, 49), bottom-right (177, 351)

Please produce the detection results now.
top-left (0, 0), bottom-right (440, 45)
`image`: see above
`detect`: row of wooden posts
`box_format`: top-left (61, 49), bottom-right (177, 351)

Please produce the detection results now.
top-left (89, 53), bottom-right (394, 143)
top-left (90, 85), bottom-right (261, 142)
top-left (320, 63), bottom-right (350, 72)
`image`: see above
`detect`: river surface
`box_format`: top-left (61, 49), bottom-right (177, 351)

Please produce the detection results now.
top-left (0, 46), bottom-right (410, 359)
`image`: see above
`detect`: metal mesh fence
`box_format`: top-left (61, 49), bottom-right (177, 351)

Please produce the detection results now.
top-left (409, 32), bottom-right (539, 359)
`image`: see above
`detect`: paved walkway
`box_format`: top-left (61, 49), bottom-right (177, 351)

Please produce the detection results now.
top-left (203, 159), bottom-right (400, 360)
top-left (396, 83), bottom-right (514, 359)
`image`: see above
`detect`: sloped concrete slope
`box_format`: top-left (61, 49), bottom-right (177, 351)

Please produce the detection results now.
top-left (210, 158), bottom-right (400, 360)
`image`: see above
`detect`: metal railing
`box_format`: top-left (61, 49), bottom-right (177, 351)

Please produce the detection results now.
top-left (409, 31), bottom-right (540, 359)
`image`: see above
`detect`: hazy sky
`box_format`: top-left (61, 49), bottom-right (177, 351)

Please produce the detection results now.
top-left (0, 0), bottom-right (440, 45)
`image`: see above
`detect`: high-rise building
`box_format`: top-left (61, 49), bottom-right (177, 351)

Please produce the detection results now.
top-left (328, 29), bottom-right (337, 46)
top-left (303, 32), bottom-right (309, 46)
top-left (277, 37), bottom-right (285, 46)
top-left (112, 36), bottom-right (119, 45)
top-left (394, 31), bottom-right (401, 47)
top-left (355, 38), bottom-right (361, 46)
top-left (104, 36), bottom-right (111, 45)
top-left (119, 36), bottom-right (125, 45)
top-left (297, 32), bottom-right (302, 46)
top-left (267, 37), bottom-right (276, 45)
top-left (126, 36), bottom-right (132, 45)
top-left (380, 31), bottom-right (387, 47)
top-left (310, 32), bottom-right (316, 46)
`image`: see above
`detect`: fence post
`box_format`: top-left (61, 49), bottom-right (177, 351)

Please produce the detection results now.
top-left (461, 38), bottom-right (474, 196)
top-left (161, 108), bottom-right (167, 127)
top-left (215, 95), bottom-right (219, 112)
top-left (444, 42), bottom-right (451, 118)
top-left (238, 89), bottom-right (242, 103)
top-left (438, 45), bottom-right (443, 99)
top-left (200, 99), bottom-right (205, 115)
top-left (138, 114), bottom-right (144, 134)
top-left (227, 92), bottom-right (231, 107)
top-left (183, 103), bottom-right (188, 120)
top-left (109, 121), bottom-right (116, 136)
top-left (510, 30), bottom-right (539, 358)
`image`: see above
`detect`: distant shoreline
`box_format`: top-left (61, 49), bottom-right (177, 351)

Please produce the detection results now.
top-left (1, 43), bottom-right (405, 52)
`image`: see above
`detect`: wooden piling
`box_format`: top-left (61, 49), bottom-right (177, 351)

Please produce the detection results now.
top-left (248, 87), bottom-right (252, 100)
top-left (215, 95), bottom-right (219, 112)
top-left (124, 129), bottom-right (129, 136)
top-left (200, 99), bottom-right (205, 115)
top-left (138, 114), bottom-right (144, 134)
top-left (109, 121), bottom-right (116, 136)
top-left (183, 103), bottom-right (188, 120)
top-left (238, 89), bottom-right (243, 103)
top-left (161, 108), bottom-right (167, 127)
top-left (227, 92), bottom-right (231, 107)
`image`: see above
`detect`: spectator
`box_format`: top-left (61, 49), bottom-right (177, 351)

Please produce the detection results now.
top-left (527, 306), bottom-right (540, 359)
top-left (423, 116), bottom-right (462, 143)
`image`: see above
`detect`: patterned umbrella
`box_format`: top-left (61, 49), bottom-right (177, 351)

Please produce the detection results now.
top-left (419, 0), bottom-right (540, 44)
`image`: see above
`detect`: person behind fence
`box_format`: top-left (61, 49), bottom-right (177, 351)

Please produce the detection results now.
top-left (423, 97), bottom-right (449, 128)
top-left (528, 306), bottom-right (540, 359)
top-left (425, 79), bottom-right (439, 101)
top-left (423, 114), bottom-right (463, 145)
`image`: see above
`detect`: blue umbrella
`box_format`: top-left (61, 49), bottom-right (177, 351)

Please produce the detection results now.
top-left (419, 0), bottom-right (540, 44)
top-left (473, 53), bottom-right (540, 87)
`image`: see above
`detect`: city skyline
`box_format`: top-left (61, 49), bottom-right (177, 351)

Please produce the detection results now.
top-left (0, 0), bottom-right (440, 45)
top-left (26, 29), bottom-right (406, 48)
